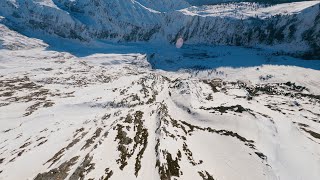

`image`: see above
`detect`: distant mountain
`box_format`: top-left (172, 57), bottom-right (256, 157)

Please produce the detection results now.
top-left (186, 0), bottom-right (317, 5)
top-left (0, 0), bottom-right (319, 58)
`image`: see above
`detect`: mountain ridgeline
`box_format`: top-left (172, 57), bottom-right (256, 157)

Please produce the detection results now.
top-left (0, 0), bottom-right (319, 58)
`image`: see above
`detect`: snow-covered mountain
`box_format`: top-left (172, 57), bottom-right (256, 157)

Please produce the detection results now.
top-left (0, 1), bottom-right (320, 180)
top-left (0, 0), bottom-right (320, 58)
top-left (1, 23), bottom-right (320, 180)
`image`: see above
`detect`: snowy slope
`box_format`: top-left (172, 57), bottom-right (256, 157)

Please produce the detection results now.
top-left (0, 22), bottom-right (320, 180)
top-left (0, 23), bottom-right (47, 50)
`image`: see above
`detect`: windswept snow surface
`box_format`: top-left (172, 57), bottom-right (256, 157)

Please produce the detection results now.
top-left (0, 22), bottom-right (320, 180)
